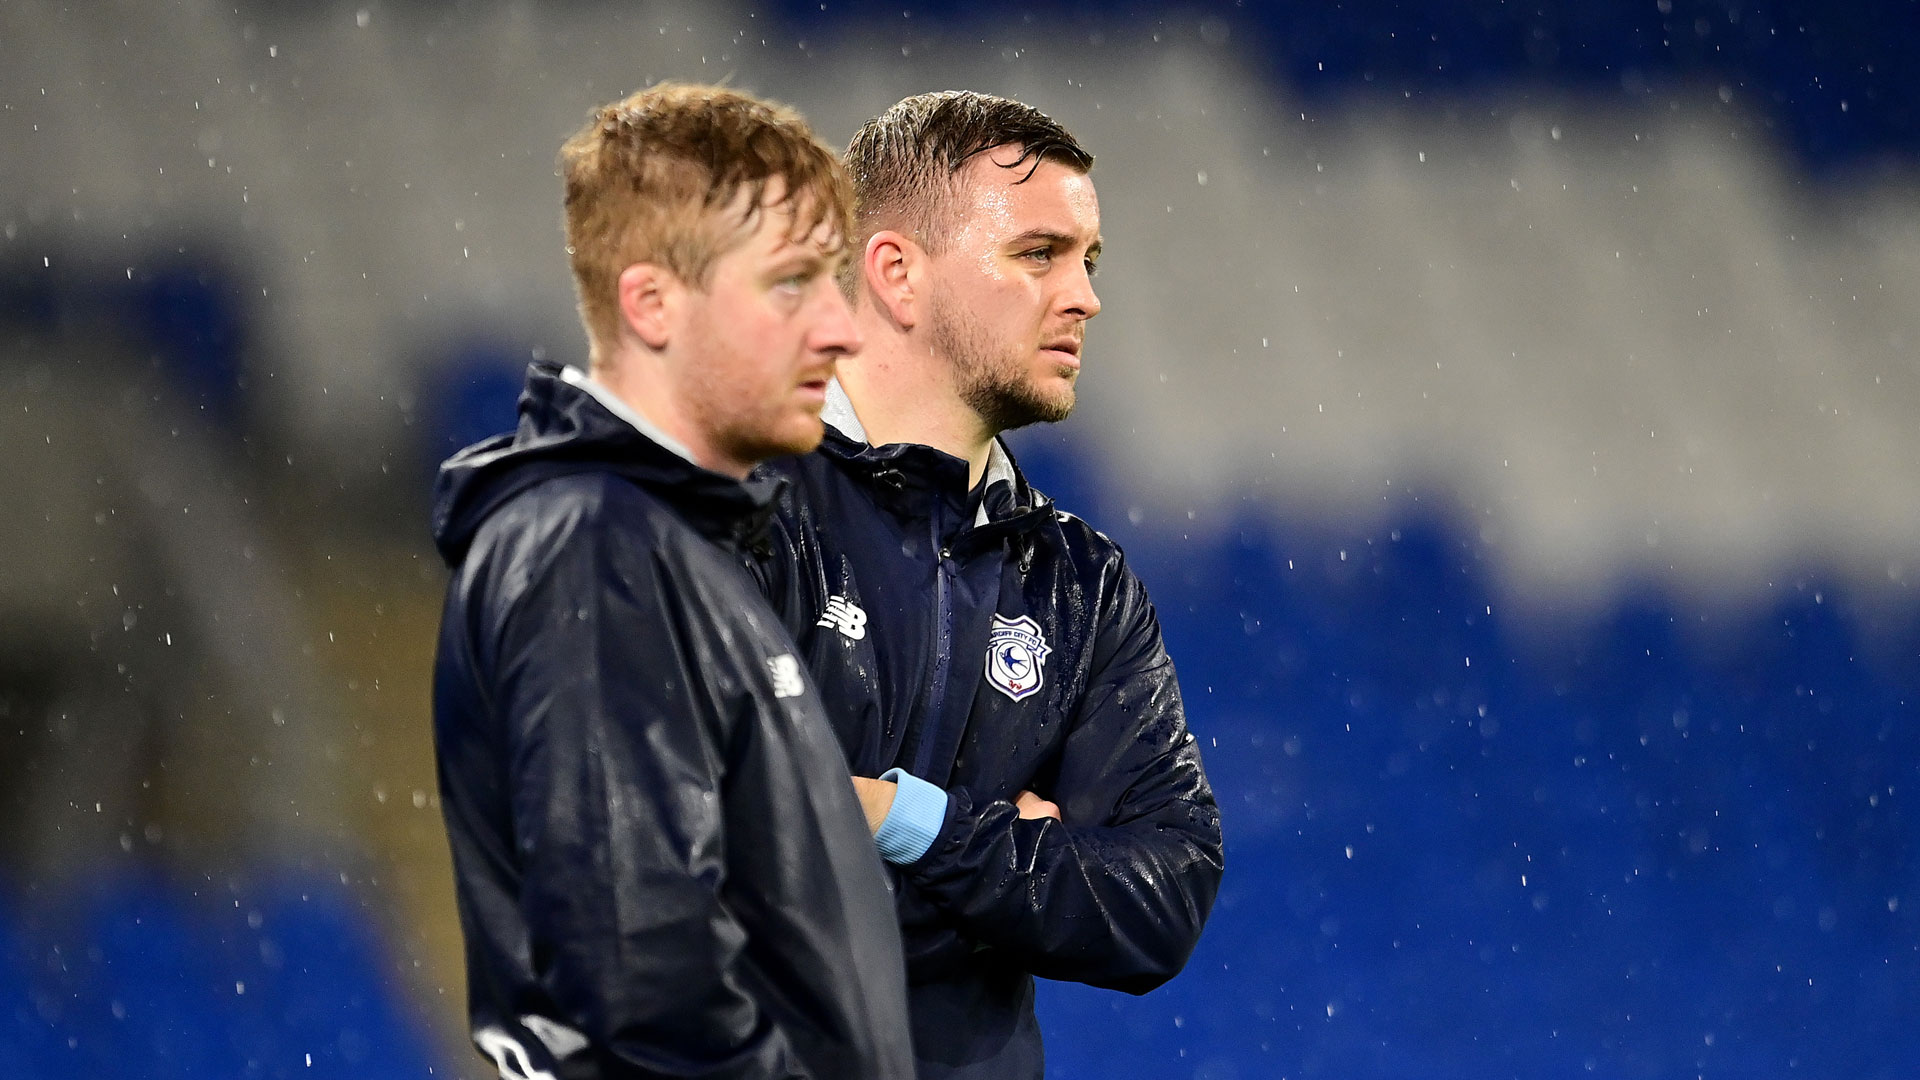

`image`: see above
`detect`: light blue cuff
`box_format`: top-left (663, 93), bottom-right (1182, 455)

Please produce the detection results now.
top-left (873, 769), bottom-right (949, 865)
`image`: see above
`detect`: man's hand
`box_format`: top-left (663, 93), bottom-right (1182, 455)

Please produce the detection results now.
top-left (1014, 790), bottom-right (1060, 821)
top-left (850, 776), bottom-right (896, 836)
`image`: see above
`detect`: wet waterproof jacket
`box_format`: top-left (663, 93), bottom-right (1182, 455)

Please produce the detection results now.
top-left (750, 407), bottom-right (1224, 1080)
top-left (430, 363), bottom-right (915, 1080)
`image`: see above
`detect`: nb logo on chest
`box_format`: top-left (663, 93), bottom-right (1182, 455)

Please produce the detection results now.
top-left (816, 595), bottom-right (868, 641)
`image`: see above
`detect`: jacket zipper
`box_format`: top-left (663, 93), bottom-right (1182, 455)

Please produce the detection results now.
top-left (914, 505), bottom-right (957, 780)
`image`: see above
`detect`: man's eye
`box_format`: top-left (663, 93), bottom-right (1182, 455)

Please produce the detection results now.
top-left (1084, 258), bottom-right (1099, 277)
top-left (1021, 248), bottom-right (1053, 263)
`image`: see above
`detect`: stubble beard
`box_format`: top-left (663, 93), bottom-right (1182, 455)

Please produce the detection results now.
top-left (705, 373), bottom-right (824, 465)
top-left (682, 308), bottom-right (824, 469)
top-left (929, 289), bottom-right (1076, 436)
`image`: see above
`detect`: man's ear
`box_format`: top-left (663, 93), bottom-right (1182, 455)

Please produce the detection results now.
top-left (617, 263), bottom-right (679, 350)
top-left (863, 230), bottom-right (921, 331)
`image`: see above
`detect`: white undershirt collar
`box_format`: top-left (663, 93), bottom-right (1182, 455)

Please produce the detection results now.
top-left (561, 365), bottom-right (697, 465)
top-left (823, 378), bottom-right (1014, 526)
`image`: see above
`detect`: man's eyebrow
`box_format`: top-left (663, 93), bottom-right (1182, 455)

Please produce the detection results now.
top-left (1005, 228), bottom-right (1099, 252)
top-left (769, 247), bottom-right (831, 272)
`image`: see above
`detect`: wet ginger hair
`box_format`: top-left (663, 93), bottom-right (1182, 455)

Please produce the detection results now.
top-left (559, 82), bottom-right (853, 355)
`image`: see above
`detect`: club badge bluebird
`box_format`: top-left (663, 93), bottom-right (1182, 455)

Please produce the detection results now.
top-left (985, 614), bottom-right (1051, 701)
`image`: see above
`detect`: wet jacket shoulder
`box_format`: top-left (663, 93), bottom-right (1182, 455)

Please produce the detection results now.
top-left (430, 363), bottom-right (913, 1080)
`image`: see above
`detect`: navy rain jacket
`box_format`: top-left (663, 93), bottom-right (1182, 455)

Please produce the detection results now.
top-left (430, 363), bottom-right (915, 1079)
top-left (750, 400), bottom-right (1224, 1079)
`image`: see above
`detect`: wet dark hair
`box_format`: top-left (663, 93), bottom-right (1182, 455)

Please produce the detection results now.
top-left (843, 90), bottom-right (1092, 263)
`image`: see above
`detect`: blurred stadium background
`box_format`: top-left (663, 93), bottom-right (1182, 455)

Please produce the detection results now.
top-left (6, 1), bottom-right (1920, 1076)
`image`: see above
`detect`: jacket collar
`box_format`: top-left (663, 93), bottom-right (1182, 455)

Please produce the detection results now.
top-left (817, 379), bottom-right (1054, 539)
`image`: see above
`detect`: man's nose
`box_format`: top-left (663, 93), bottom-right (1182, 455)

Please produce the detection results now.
top-left (813, 288), bottom-right (865, 358)
top-left (1060, 264), bottom-right (1101, 320)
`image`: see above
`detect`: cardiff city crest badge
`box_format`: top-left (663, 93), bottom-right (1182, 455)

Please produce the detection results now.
top-left (985, 613), bottom-right (1051, 701)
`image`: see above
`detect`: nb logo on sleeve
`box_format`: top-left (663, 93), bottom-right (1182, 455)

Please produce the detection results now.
top-left (474, 1015), bottom-right (587, 1080)
top-left (816, 595), bottom-right (868, 641)
top-left (767, 654), bottom-right (807, 699)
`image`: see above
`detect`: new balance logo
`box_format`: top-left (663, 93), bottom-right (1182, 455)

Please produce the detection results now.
top-left (767, 654), bottom-right (806, 699)
top-left (816, 595), bottom-right (868, 641)
top-left (475, 1027), bottom-right (557, 1080)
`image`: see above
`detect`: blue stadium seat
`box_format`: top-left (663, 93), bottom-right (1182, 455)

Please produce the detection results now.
top-left (0, 886), bottom-right (70, 1079)
top-left (1039, 503), bottom-right (1920, 1078)
top-left (2, 871), bottom-right (445, 1080)
top-left (204, 872), bottom-right (445, 1079)
top-left (42, 872), bottom-right (238, 1080)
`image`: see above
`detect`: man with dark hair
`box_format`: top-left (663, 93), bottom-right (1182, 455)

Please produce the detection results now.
top-left (430, 83), bottom-right (914, 1079)
top-left (752, 90), bottom-right (1223, 1078)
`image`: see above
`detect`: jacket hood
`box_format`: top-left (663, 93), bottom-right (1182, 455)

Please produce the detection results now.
top-left (430, 362), bottom-right (781, 565)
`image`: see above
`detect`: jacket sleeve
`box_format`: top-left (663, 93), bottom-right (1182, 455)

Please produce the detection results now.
top-left (493, 519), bottom-right (811, 1079)
top-left (898, 556), bottom-right (1225, 994)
